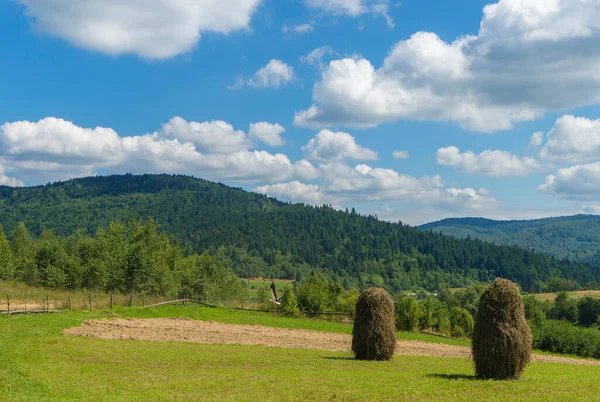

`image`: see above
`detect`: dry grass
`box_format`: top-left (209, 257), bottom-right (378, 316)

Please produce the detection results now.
top-left (472, 278), bottom-right (532, 380)
top-left (532, 290), bottom-right (600, 302)
top-left (352, 287), bottom-right (397, 361)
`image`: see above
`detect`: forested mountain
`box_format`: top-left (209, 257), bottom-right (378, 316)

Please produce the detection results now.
top-left (419, 216), bottom-right (600, 268)
top-left (1, 174), bottom-right (598, 293)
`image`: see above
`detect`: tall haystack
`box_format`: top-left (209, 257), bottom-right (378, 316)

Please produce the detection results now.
top-left (472, 278), bottom-right (532, 380)
top-left (352, 287), bottom-right (396, 361)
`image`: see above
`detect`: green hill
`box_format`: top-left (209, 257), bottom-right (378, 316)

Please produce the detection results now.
top-left (419, 216), bottom-right (600, 267)
top-left (1, 174), bottom-right (598, 292)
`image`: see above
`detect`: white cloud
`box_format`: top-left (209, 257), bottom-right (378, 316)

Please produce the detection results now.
top-left (0, 117), bottom-right (123, 165)
top-left (303, 129), bottom-right (378, 162)
top-left (242, 60), bottom-right (295, 89)
top-left (306, 0), bottom-right (393, 26)
top-left (539, 162), bottom-right (600, 200)
top-left (162, 117), bottom-right (251, 153)
top-left (539, 115), bottom-right (600, 165)
top-left (529, 131), bottom-right (544, 148)
top-left (0, 162), bottom-right (24, 187)
top-left (0, 117), bottom-right (314, 184)
top-left (392, 150), bottom-right (409, 159)
top-left (295, 0), bottom-right (600, 132)
top-left (248, 122), bottom-right (285, 146)
top-left (254, 181), bottom-right (327, 204)
top-left (582, 205), bottom-right (600, 215)
top-left (15, 0), bottom-right (261, 60)
top-left (282, 24), bottom-right (314, 34)
top-left (256, 162), bottom-right (498, 212)
top-left (436, 146), bottom-right (540, 176)
top-left (300, 46), bottom-right (336, 69)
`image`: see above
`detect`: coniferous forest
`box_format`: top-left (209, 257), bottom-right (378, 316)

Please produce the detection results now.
top-left (0, 174), bottom-right (598, 293)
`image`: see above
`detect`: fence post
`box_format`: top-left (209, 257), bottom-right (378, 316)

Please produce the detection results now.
top-left (24, 288), bottom-right (27, 312)
top-left (68, 295), bottom-right (72, 311)
top-left (129, 292), bottom-right (134, 307)
top-left (88, 293), bottom-right (92, 311)
top-left (110, 292), bottom-right (113, 309)
top-left (46, 295), bottom-right (49, 313)
top-left (7, 295), bottom-right (10, 315)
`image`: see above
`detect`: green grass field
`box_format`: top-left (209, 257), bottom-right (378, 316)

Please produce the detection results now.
top-left (2, 305), bottom-right (600, 401)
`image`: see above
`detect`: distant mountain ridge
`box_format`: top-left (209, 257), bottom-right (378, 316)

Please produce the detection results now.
top-left (1, 174), bottom-right (598, 292)
top-left (419, 215), bottom-right (600, 267)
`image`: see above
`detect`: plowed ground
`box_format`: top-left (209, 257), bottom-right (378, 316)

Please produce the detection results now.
top-left (64, 318), bottom-right (600, 366)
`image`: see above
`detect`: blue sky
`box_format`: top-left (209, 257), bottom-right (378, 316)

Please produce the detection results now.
top-left (1, 0), bottom-right (600, 225)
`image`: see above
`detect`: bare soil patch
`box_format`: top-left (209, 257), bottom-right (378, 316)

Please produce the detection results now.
top-left (63, 318), bottom-right (600, 366)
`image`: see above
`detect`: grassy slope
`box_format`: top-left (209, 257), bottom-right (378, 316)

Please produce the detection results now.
top-left (2, 306), bottom-right (600, 401)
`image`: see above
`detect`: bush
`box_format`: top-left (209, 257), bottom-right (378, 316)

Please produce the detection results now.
top-left (577, 297), bottom-right (600, 327)
top-left (533, 319), bottom-right (600, 358)
top-left (352, 288), bottom-right (397, 361)
top-left (337, 289), bottom-right (360, 318)
top-left (472, 278), bottom-right (532, 380)
top-left (296, 275), bottom-right (343, 313)
top-left (395, 295), bottom-right (422, 331)
top-left (279, 286), bottom-right (300, 317)
top-left (548, 292), bottom-right (578, 323)
top-left (450, 307), bottom-right (474, 338)
top-left (523, 295), bottom-right (548, 327)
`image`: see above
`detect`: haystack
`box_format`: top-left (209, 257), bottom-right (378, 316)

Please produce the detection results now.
top-left (352, 287), bottom-right (396, 361)
top-left (472, 278), bottom-right (532, 379)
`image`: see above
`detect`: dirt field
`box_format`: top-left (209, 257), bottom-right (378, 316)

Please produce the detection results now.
top-left (64, 318), bottom-right (600, 366)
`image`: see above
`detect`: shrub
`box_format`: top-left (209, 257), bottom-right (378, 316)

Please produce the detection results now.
top-left (450, 307), bottom-right (474, 338)
top-left (395, 295), bottom-right (422, 331)
top-left (533, 319), bottom-right (600, 358)
top-left (548, 292), bottom-right (578, 323)
top-left (337, 288), bottom-right (360, 318)
top-left (352, 287), bottom-right (397, 361)
top-left (472, 278), bottom-right (532, 380)
top-left (279, 286), bottom-right (300, 317)
top-left (577, 297), bottom-right (600, 327)
top-left (523, 295), bottom-right (548, 327)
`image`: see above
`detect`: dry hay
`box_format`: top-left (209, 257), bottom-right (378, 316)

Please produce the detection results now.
top-left (352, 287), bottom-right (397, 361)
top-left (472, 278), bottom-right (532, 380)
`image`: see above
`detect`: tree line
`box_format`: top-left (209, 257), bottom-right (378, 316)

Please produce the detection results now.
top-left (1, 174), bottom-right (599, 292)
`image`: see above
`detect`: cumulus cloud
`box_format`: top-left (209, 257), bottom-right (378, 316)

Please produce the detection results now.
top-left (234, 60), bottom-right (295, 89)
top-left (162, 117), bottom-right (251, 153)
top-left (295, 0), bottom-right (600, 132)
top-left (282, 24), bottom-right (314, 34)
top-left (306, 0), bottom-right (393, 27)
top-left (436, 146), bottom-right (540, 177)
top-left (582, 205), bottom-right (600, 215)
top-left (254, 181), bottom-right (327, 204)
top-left (0, 162), bottom-right (24, 187)
top-left (248, 122), bottom-right (285, 146)
top-left (392, 150), bottom-right (409, 159)
top-left (539, 115), bottom-right (600, 165)
top-left (539, 162), bottom-right (600, 201)
top-left (303, 129), bottom-right (378, 162)
top-left (300, 46), bottom-right (337, 69)
top-left (256, 162), bottom-right (497, 212)
top-left (529, 132), bottom-right (544, 148)
top-left (15, 0), bottom-right (261, 60)
top-left (0, 117), bottom-right (314, 184)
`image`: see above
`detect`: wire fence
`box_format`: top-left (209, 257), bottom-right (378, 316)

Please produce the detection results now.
top-left (0, 292), bottom-right (353, 321)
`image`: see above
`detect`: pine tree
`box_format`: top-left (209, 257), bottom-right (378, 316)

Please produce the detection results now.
top-left (0, 224), bottom-right (15, 280)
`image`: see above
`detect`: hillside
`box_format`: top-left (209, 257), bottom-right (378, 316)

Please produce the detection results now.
top-left (419, 216), bottom-right (600, 267)
top-left (1, 174), bottom-right (599, 293)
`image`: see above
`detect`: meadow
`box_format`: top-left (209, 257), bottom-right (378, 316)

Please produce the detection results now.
top-left (2, 305), bottom-right (600, 401)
